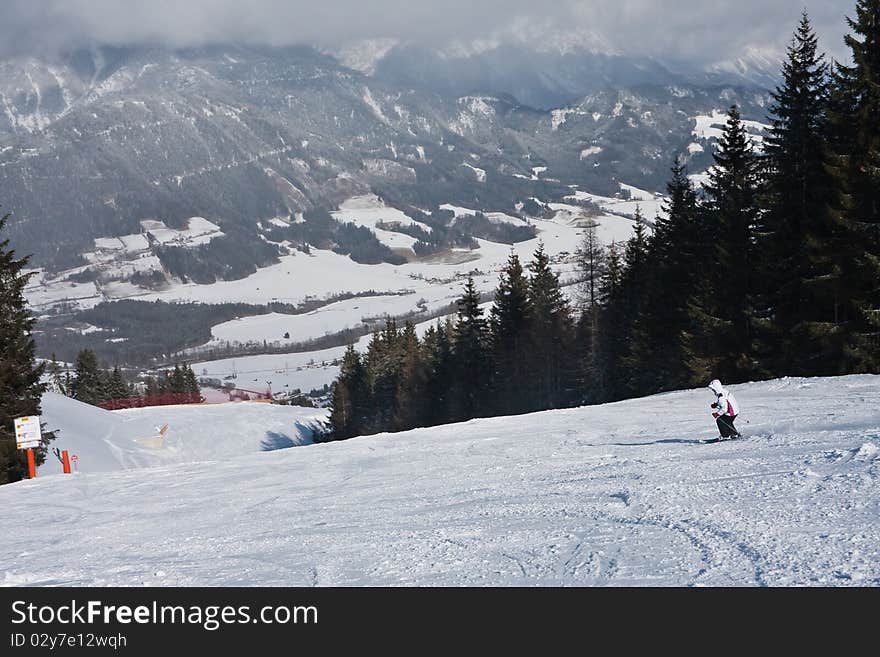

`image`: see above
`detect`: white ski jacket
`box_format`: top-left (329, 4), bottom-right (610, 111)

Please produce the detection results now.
top-left (708, 379), bottom-right (739, 418)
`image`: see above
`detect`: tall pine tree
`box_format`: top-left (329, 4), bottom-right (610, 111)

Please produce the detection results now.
top-left (70, 349), bottom-right (107, 406)
top-left (107, 366), bottom-right (130, 401)
top-left (526, 243), bottom-right (575, 410)
top-left (366, 320), bottom-right (403, 432)
top-left (451, 278), bottom-right (490, 421)
top-left (489, 252), bottom-right (531, 415)
top-left (607, 211), bottom-right (650, 399)
top-left (764, 12), bottom-right (841, 374)
top-left (0, 213), bottom-right (54, 484)
top-left (422, 319), bottom-right (454, 426)
top-left (329, 345), bottom-right (370, 439)
top-left (596, 240), bottom-right (625, 401)
top-left (634, 160), bottom-right (703, 392)
top-left (183, 365), bottom-right (202, 403)
top-left (686, 106), bottom-right (764, 384)
top-left (393, 322), bottom-right (427, 431)
top-left (828, 0), bottom-right (880, 371)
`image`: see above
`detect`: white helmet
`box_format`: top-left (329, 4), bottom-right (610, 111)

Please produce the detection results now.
top-left (708, 379), bottom-right (723, 394)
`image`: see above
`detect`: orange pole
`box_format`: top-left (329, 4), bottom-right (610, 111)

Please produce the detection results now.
top-left (27, 448), bottom-right (36, 479)
top-left (62, 450), bottom-right (71, 475)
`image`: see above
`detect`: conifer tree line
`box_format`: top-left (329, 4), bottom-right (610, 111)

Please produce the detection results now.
top-left (56, 350), bottom-right (203, 408)
top-left (330, 245), bottom-right (578, 439)
top-left (597, 6), bottom-right (879, 400)
top-left (329, 5), bottom-right (879, 439)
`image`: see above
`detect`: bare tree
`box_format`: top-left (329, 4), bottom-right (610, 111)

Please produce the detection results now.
top-left (574, 219), bottom-right (607, 313)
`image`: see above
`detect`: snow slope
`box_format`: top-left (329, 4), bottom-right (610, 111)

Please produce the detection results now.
top-left (195, 348), bottom-right (344, 396)
top-left (37, 393), bottom-right (326, 475)
top-left (692, 109), bottom-right (768, 148)
top-left (3, 375), bottom-right (878, 586)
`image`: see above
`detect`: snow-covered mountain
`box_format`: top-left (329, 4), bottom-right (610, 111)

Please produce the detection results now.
top-left (1, 374), bottom-right (877, 586)
top-left (704, 46), bottom-right (786, 90)
top-left (0, 44), bottom-right (772, 366)
top-left (1, 45), bottom-right (770, 268)
top-left (360, 36), bottom-right (675, 111)
top-left (330, 31), bottom-right (781, 109)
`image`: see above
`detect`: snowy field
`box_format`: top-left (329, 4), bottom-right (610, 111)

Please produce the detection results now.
top-left (23, 187), bottom-right (640, 403)
top-left (194, 348), bottom-right (345, 395)
top-left (2, 375), bottom-right (878, 587)
top-left (692, 109), bottom-right (769, 143)
top-left (24, 188), bottom-right (641, 319)
top-left (181, 195), bottom-right (608, 390)
top-left (190, 188), bottom-right (638, 355)
top-left (193, 301), bottom-right (495, 393)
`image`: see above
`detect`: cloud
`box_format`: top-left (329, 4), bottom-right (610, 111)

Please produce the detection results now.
top-left (0, 0), bottom-right (854, 64)
top-left (565, 1), bottom-right (852, 64)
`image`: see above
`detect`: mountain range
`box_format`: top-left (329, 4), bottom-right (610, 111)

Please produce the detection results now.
top-left (1, 42), bottom-right (774, 273)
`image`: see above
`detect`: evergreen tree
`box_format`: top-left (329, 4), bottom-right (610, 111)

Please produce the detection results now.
top-left (393, 322), bottom-right (427, 431)
top-left (107, 366), bottom-right (129, 401)
top-left (489, 252), bottom-right (531, 414)
top-left (366, 320), bottom-right (403, 432)
top-left (70, 349), bottom-right (107, 406)
top-left (685, 106), bottom-right (764, 384)
top-left (183, 365), bottom-right (202, 403)
top-left (0, 213), bottom-right (54, 484)
top-left (595, 240), bottom-right (625, 401)
top-left (764, 12), bottom-right (841, 374)
top-left (168, 365), bottom-right (187, 394)
top-left (604, 212), bottom-right (650, 400)
top-left (329, 345), bottom-right (370, 439)
top-left (637, 158), bottom-right (703, 392)
top-left (422, 319), bottom-right (454, 426)
top-left (347, 344), bottom-right (370, 435)
top-left (526, 243), bottom-right (575, 410)
top-left (451, 278), bottom-right (490, 421)
top-left (827, 0), bottom-right (880, 371)
top-left (161, 369), bottom-right (173, 394)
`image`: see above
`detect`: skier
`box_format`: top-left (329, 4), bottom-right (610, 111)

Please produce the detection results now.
top-left (708, 379), bottom-right (741, 439)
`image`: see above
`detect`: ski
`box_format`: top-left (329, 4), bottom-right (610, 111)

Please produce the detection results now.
top-left (700, 435), bottom-right (744, 444)
top-left (699, 433), bottom-right (773, 444)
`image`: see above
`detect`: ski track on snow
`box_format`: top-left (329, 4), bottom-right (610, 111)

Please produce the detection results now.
top-left (1, 375), bottom-right (879, 586)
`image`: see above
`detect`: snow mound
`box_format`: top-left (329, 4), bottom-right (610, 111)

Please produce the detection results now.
top-left (38, 393), bottom-right (326, 474)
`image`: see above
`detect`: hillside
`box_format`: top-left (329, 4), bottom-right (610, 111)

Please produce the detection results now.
top-left (2, 375), bottom-right (878, 586)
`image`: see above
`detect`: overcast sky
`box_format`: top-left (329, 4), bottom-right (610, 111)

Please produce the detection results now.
top-left (0, 1), bottom-right (855, 64)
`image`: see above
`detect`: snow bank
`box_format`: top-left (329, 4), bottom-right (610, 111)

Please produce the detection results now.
top-left (38, 393), bottom-right (326, 474)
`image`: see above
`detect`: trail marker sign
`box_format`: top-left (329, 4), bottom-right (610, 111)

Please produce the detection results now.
top-left (14, 416), bottom-right (42, 450)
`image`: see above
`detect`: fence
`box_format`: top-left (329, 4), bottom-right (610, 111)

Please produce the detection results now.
top-left (97, 392), bottom-right (203, 410)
